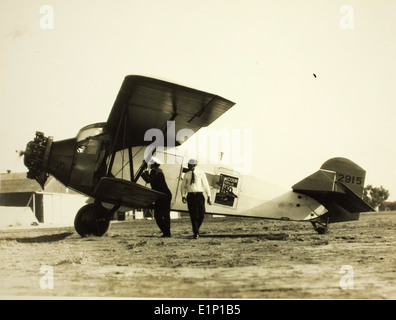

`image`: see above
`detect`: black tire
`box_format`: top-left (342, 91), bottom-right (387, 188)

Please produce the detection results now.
top-left (74, 204), bottom-right (110, 237)
top-left (315, 226), bottom-right (328, 234)
top-left (311, 221), bottom-right (329, 235)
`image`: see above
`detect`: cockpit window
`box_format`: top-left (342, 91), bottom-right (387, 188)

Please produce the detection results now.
top-left (76, 123), bottom-right (107, 142)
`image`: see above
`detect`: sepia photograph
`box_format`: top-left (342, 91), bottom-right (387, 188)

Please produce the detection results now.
top-left (1, 0), bottom-right (395, 305)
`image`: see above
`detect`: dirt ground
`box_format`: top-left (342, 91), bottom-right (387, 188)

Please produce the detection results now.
top-left (0, 212), bottom-right (395, 299)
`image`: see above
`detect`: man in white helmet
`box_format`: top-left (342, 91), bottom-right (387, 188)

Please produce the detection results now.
top-left (142, 156), bottom-right (172, 237)
top-left (181, 159), bottom-right (212, 239)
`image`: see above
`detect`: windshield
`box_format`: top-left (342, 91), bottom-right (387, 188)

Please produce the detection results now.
top-left (76, 123), bottom-right (107, 142)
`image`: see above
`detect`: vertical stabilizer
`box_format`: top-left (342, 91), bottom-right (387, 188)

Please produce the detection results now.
top-left (320, 157), bottom-right (366, 197)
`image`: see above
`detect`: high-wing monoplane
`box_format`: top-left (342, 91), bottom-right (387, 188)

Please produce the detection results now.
top-left (22, 75), bottom-right (374, 236)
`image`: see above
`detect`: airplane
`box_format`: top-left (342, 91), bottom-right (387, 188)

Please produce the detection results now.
top-left (21, 75), bottom-right (375, 237)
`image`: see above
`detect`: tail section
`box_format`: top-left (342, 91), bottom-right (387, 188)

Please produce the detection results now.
top-left (320, 157), bottom-right (365, 198)
top-left (292, 157), bottom-right (375, 224)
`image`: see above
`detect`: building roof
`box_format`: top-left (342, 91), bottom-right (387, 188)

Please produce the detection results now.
top-left (0, 172), bottom-right (75, 194)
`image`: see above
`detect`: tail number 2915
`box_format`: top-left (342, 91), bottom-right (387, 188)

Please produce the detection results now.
top-left (338, 174), bottom-right (362, 185)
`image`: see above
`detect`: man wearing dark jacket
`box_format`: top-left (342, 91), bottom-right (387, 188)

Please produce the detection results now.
top-left (141, 157), bottom-right (172, 237)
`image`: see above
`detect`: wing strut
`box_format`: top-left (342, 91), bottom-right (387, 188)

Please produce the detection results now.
top-left (128, 147), bottom-right (133, 181)
top-left (133, 146), bottom-right (156, 183)
top-left (107, 103), bottom-right (126, 177)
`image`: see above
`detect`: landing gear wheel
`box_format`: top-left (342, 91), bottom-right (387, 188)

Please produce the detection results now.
top-left (74, 204), bottom-right (110, 237)
top-left (311, 215), bottom-right (329, 234)
top-left (312, 223), bottom-right (328, 234)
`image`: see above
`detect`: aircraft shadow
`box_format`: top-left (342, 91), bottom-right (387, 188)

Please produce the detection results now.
top-left (133, 233), bottom-right (289, 240)
top-left (5, 232), bottom-right (74, 243)
top-left (141, 233), bottom-right (277, 239)
top-left (199, 233), bottom-right (288, 240)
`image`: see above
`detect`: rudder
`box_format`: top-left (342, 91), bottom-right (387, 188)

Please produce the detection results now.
top-left (320, 157), bottom-right (366, 197)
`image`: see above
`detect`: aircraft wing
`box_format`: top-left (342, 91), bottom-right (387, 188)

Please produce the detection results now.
top-left (106, 75), bottom-right (235, 152)
top-left (93, 177), bottom-right (167, 208)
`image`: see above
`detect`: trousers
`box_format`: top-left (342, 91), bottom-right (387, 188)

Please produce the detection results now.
top-left (186, 193), bottom-right (206, 235)
top-left (154, 195), bottom-right (171, 236)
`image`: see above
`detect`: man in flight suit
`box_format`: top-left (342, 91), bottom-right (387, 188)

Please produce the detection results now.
top-left (181, 159), bottom-right (212, 239)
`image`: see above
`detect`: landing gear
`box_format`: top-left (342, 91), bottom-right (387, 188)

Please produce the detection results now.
top-left (74, 203), bottom-right (110, 237)
top-left (311, 214), bottom-right (329, 234)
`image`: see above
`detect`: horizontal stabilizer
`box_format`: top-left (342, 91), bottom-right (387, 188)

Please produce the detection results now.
top-left (292, 169), bottom-right (337, 192)
top-left (337, 182), bottom-right (375, 213)
top-left (295, 182), bottom-right (374, 222)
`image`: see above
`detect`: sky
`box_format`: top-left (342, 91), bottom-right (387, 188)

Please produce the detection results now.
top-left (1, 0), bottom-right (396, 200)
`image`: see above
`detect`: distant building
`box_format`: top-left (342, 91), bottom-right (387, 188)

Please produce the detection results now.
top-left (0, 172), bottom-right (88, 226)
